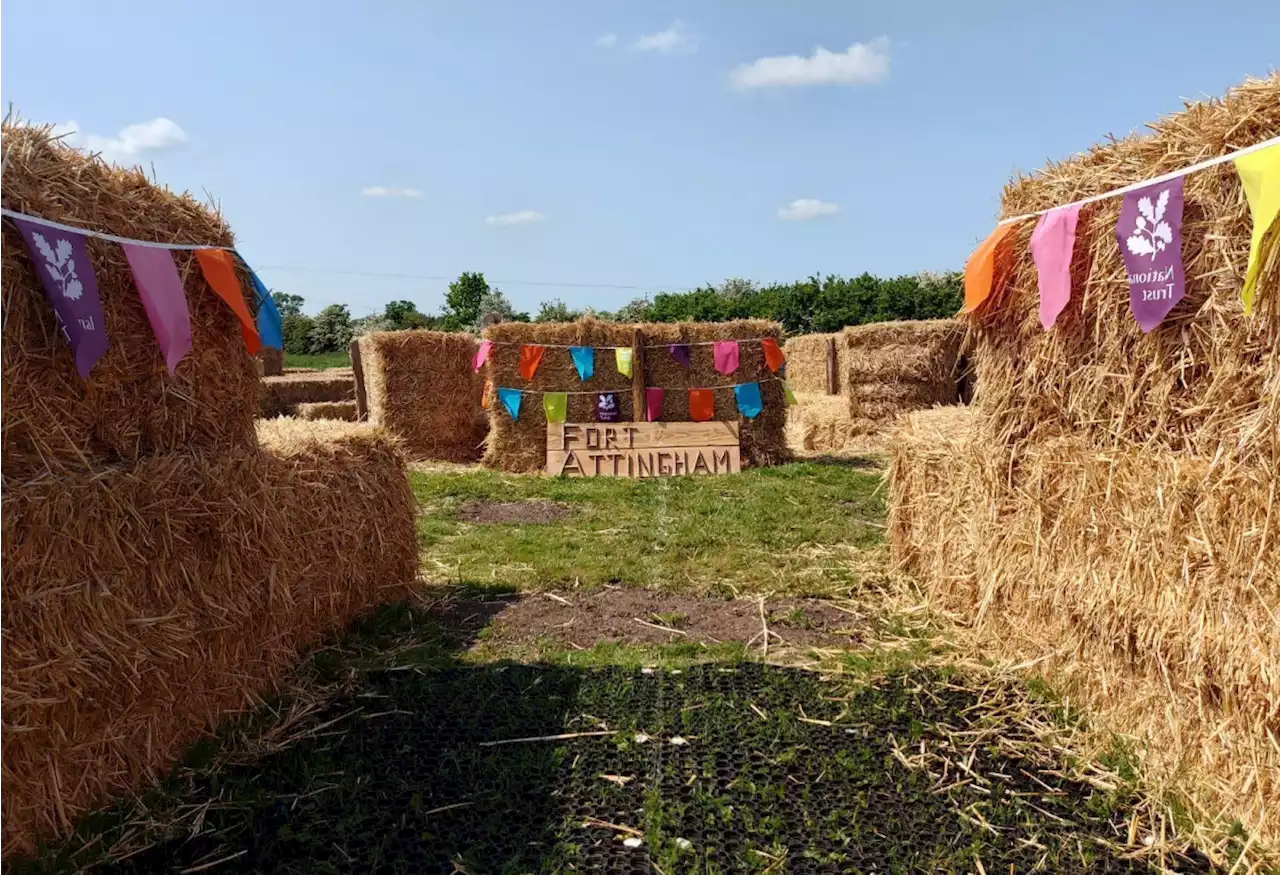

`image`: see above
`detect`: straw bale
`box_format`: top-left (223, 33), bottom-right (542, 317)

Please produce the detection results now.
top-left (257, 346), bottom-right (284, 376)
top-left (844, 319), bottom-right (965, 431)
top-left (481, 318), bottom-right (788, 472)
top-left (259, 369), bottom-right (355, 417)
top-left (296, 400), bottom-right (358, 421)
top-left (0, 431), bottom-right (417, 856)
top-left (967, 74), bottom-right (1280, 467)
top-left (1, 122), bottom-right (261, 479)
top-left (888, 407), bottom-right (1280, 846)
top-left (782, 332), bottom-right (842, 394)
top-left (357, 330), bottom-right (486, 461)
top-left (788, 392), bottom-right (881, 454)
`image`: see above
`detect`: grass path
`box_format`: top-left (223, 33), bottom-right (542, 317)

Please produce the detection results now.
top-left (18, 460), bottom-right (1225, 874)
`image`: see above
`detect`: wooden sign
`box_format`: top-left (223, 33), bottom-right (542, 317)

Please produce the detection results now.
top-left (547, 422), bottom-right (741, 478)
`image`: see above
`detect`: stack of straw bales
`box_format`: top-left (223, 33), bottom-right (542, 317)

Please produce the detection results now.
top-left (257, 346), bottom-right (284, 376)
top-left (1, 123), bottom-right (418, 857)
top-left (357, 330), bottom-right (487, 461)
top-left (781, 331), bottom-right (842, 394)
top-left (783, 321), bottom-right (965, 453)
top-left (888, 76), bottom-right (1280, 850)
top-left (296, 400), bottom-right (358, 421)
top-left (482, 319), bottom-right (788, 472)
top-left (259, 368), bottom-right (355, 417)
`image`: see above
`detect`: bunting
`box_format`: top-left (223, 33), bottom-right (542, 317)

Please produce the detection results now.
top-left (962, 224), bottom-right (1015, 314)
top-left (1029, 205), bottom-right (1081, 330)
top-left (761, 338), bottom-right (786, 373)
top-left (596, 392), bottom-right (620, 422)
top-left (615, 347), bottom-right (633, 378)
top-left (570, 346), bottom-right (594, 381)
top-left (689, 388), bottom-right (714, 422)
top-left (669, 344), bottom-right (692, 368)
top-left (713, 341), bottom-right (739, 375)
top-left (1235, 142), bottom-right (1280, 316)
top-left (481, 378), bottom-right (493, 409)
top-left (122, 243), bottom-right (192, 374)
top-left (734, 382), bottom-right (762, 419)
top-left (247, 266), bottom-right (284, 351)
top-left (10, 217), bottom-right (109, 378)
top-left (194, 248), bottom-right (261, 355)
top-left (518, 344), bottom-right (545, 380)
top-left (1118, 178), bottom-right (1185, 332)
top-left (645, 387), bottom-right (665, 422)
top-left (781, 381), bottom-right (797, 406)
top-left (498, 388), bottom-right (522, 420)
top-left (473, 340), bottom-right (494, 373)
top-left (543, 392), bottom-right (568, 423)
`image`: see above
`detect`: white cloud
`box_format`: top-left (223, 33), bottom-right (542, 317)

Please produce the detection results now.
top-left (52, 118), bottom-right (188, 159)
top-left (632, 20), bottom-right (697, 53)
top-left (486, 209), bottom-right (547, 226)
top-left (730, 38), bottom-right (890, 89)
top-left (361, 186), bottom-right (424, 198)
top-left (778, 198), bottom-right (840, 221)
top-left (596, 33), bottom-right (618, 48)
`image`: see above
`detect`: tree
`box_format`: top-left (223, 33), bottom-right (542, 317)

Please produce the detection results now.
top-left (308, 304), bottom-right (354, 353)
top-left (442, 272), bottom-right (491, 332)
top-left (383, 299), bottom-right (431, 331)
top-left (282, 313), bottom-right (315, 355)
top-left (472, 289), bottom-right (529, 332)
top-left (535, 298), bottom-right (582, 323)
top-left (271, 291), bottom-right (305, 317)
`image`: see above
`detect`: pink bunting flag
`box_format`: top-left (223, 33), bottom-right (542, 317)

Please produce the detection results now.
top-left (121, 244), bottom-right (192, 374)
top-left (645, 387), bottom-right (664, 422)
top-left (10, 217), bottom-right (109, 378)
top-left (712, 340), bottom-right (739, 375)
top-left (1030, 204), bottom-right (1081, 330)
top-left (473, 339), bottom-right (493, 373)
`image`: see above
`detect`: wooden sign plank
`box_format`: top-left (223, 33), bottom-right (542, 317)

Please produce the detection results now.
top-left (547, 422), bottom-right (741, 478)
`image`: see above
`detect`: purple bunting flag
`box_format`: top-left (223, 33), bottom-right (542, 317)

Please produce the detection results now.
top-left (669, 343), bottom-right (691, 369)
top-left (122, 244), bottom-right (192, 374)
top-left (596, 392), bottom-right (620, 423)
top-left (1117, 177), bottom-right (1185, 332)
top-left (11, 218), bottom-right (109, 377)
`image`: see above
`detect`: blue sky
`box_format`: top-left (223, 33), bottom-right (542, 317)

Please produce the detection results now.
top-left (3, 0), bottom-right (1276, 317)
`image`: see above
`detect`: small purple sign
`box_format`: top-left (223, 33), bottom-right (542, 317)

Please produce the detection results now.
top-left (12, 218), bottom-right (109, 377)
top-left (596, 392), bottom-right (620, 422)
top-left (1116, 177), bottom-right (1185, 333)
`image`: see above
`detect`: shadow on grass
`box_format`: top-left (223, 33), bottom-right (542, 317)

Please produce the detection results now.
top-left (792, 454), bottom-right (883, 470)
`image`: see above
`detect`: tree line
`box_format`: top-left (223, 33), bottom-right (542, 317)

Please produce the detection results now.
top-left (272, 270), bottom-right (962, 355)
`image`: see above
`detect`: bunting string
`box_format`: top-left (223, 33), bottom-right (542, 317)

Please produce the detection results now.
top-left (0, 207), bottom-right (236, 251)
top-left (491, 373), bottom-right (789, 396)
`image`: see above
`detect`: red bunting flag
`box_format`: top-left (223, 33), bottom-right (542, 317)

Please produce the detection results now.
top-left (194, 248), bottom-right (261, 355)
top-left (689, 388), bottom-right (715, 422)
top-left (518, 344), bottom-right (545, 380)
top-left (761, 338), bottom-right (785, 373)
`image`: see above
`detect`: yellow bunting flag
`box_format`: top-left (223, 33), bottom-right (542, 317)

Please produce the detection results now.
top-left (782, 380), bottom-right (797, 406)
top-left (1235, 142), bottom-right (1280, 315)
top-left (962, 223), bottom-right (1017, 314)
top-left (615, 347), bottom-right (633, 377)
top-left (543, 392), bottom-right (567, 423)
top-left (193, 249), bottom-right (261, 355)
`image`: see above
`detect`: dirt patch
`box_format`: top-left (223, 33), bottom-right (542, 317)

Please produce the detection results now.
top-left (456, 499), bottom-right (572, 524)
top-left (469, 589), bottom-right (864, 651)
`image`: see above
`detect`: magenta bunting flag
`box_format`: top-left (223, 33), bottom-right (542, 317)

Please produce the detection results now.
top-left (1117, 177), bottom-right (1185, 332)
top-left (645, 387), bottom-right (664, 422)
top-left (713, 341), bottom-right (739, 375)
top-left (11, 218), bottom-right (109, 377)
top-left (121, 244), bottom-right (192, 374)
top-left (473, 340), bottom-right (493, 373)
top-left (1030, 204), bottom-right (1081, 330)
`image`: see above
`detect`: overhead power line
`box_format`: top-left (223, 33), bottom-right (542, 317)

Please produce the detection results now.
top-left (252, 263), bottom-right (693, 294)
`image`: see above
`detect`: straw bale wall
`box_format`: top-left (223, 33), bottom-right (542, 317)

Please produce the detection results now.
top-left (257, 346), bottom-right (284, 376)
top-left (967, 75), bottom-right (1280, 468)
top-left (357, 330), bottom-right (486, 461)
top-left (888, 406), bottom-right (1280, 846)
top-left (481, 318), bottom-right (787, 472)
top-left (1, 123), bottom-right (261, 480)
top-left (259, 369), bottom-right (355, 417)
top-left (0, 429), bottom-right (417, 856)
top-left (843, 319), bottom-right (964, 435)
top-left (782, 332), bottom-right (842, 394)
top-left (296, 400), bottom-right (358, 421)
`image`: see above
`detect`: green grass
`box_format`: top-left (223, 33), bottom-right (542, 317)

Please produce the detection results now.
top-left (282, 350), bottom-right (350, 370)
top-left (413, 459), bottom-right (887, 597)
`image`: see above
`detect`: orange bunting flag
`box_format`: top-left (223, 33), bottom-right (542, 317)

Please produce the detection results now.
top-left (761, 338), bottom-right (785, 373)
top-left (193, 249), bottom-right (261, 355)
top-left (962, 224), bottom-right (1017, 314)
top-left (481, 379), bottom-right (493, 409)
top-left (518, 344), bottom-right (545, 380)
top-left (689, 388), bottom-right (715, 422)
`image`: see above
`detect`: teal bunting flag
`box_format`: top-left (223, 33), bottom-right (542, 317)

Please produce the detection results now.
top-left (570, 346), bottom-right (594, 381)
top-left (498, 388), bottom-right (522, 420)
top-left (734, 382), bottom-right (763, 419)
